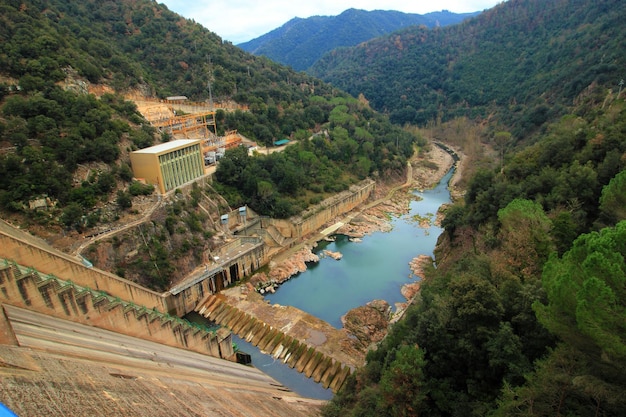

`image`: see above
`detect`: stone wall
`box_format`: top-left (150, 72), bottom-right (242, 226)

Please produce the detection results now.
top-left (277, 179), bottom-right (375, 239)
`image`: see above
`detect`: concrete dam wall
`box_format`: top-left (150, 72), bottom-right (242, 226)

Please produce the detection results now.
top-left (196, 294), bottom-right (352, 393)
top-left (0, 259), bottom-right (234, 360)
top-left (0, 175), bottom-right (376, 392)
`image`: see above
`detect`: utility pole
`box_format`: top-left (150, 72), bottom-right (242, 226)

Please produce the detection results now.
top-left (206, 55), bottom-right (214, 110)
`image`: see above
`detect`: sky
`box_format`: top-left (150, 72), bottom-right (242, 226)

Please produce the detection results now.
top-left (159, 1), bottom-right (503, 44)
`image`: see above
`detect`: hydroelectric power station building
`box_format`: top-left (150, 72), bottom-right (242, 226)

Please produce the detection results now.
top-left (130, 139), bottom-right (205, 194)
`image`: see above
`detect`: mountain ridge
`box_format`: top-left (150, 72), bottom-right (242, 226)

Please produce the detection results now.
top-left (238, 8), bottom-right (480, 71)
top-left (309, 0), bottom-right (626, 138)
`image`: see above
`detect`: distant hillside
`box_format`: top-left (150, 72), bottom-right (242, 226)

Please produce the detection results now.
top-left (238, 8), bottom-right (479, 72)
top-left (310, 0), bottom-right (626, 137)
top-left (319, 2), bottom-right (626, 416)
top-left (0, 0), bottom-right (418, 233)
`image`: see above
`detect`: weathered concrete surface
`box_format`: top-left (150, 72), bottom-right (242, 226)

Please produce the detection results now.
top-left (204, 288), bottom-right (365, 369)
top-left (0, 260), bottom-right (231, 360)
top-left (0, 219), bottom-right (169, 313)
top-left (197, 292), bottom-right (358, 391)
top-left (0, 306), bottom-right (324, 417)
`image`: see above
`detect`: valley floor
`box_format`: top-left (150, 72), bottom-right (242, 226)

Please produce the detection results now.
top-left (217, 142), bottom-right (460, 368)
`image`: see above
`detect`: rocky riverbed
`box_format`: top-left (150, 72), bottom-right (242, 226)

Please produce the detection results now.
top-left (244, 143), bottom-right (459, 356)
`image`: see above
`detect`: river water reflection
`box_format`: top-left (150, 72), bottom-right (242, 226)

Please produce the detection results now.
top-left (265, 168), bottom-right (454, 328)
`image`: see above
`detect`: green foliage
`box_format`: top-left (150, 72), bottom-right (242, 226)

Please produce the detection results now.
top-left (129, 124), bottom-right (155, 149)
top-left (315, 2), bottom-right (626, 415)
top-left (453, 103), bottom-right (626, 245)
top-left (0, 0), bottom-right (423, 229)
top-left (0, 146), bottom-right (72, 211)
top-left (311, 0), bottom-right (626, 136)
top-left (0, 82), bottom-right (147, 215)
top-left (599, 170), bottom-right (626, 226)
top-left (326, 252), bottom-right (553, 417)
top-left (378, 345), bottom-right (427, 416)
top-left (493, 344), bottom-right (626, 417)
top-left (535, 221), bottom-right (626, 362)
top-left (140, 237), bottom-right (174, 291)
top-left (60, 202), bottom-right (85, 230)
top-left (497, 199), bottom-right (554, 279)
top-left (117, 163), bottom-right (134, 182)
top-left (492, 221), bottom-right (626, 416)
top-left (128, 181), bottom-right (154, 196)
top-left (116, 190), bottom-right (132, 210)
top-left (215, 96), bottom-right (420, 217)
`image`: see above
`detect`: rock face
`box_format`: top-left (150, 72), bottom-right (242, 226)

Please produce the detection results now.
top-left (391, 254), bottom-right (434, 321)
top-left (408, 254), bottom-right (432, 279)
top-left (342, 300), bottom-right (391, 351)
top-left (399, 254), bottom-right (432, 303)
top-left (323, 250), bottom-right (343, 260)
top-left (249, 246), bottom-right (319, 292)
top-left (400, 281), bottom-right (422, 301)
top-left (338, 211), bottom-right (393, 238)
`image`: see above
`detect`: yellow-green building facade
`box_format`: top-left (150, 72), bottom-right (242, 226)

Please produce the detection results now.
top-left (130, 139), bottom-right (205, 194)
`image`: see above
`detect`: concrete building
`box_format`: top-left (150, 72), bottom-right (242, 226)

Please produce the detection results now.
top-left (130, 139), bottom-right (205, 194)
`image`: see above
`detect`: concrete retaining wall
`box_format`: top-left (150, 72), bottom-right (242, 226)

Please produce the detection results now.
top-left (276, 179), bottom-right (375, 239)
top-left (0, 228), bottom-right (169, 313)
top-left (0, 260), bottom-right (233, 360)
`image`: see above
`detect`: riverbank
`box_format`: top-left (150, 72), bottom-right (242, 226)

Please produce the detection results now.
top-left (340, 142), bottom-right (457, 238)
top-left (236, 142), bottom-right (460, 364)
top-left (259, 142), bottom-right (457, 281)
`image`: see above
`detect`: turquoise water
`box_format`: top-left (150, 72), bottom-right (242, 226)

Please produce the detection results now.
top-left (185, 169), bottom-right (453, 400)
top-left (265, 169), bottom-right (454, 328)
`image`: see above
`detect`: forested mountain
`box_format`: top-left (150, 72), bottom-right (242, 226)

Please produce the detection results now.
top-left (311, 0), bottom-right (626, 138)
top-left (238, 8), bottom-right (479, 72)
top-left (1, 0), bottom-right (626, 414)
top-left (321, 0), bottom-right (626, 415)
top-left (0, 0), bottom-right (417, 229)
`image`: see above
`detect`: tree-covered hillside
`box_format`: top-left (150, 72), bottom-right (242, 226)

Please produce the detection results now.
top-left (0, 0), bottom-right (418, 230)
top-left (323, 74), bottom-right (626, 417)
top-left (1, 0), bottom-right (625, 412)
top-left (238, 9), bottom-right (479, 72)
top-left (320, 1), bottom-right (626, 415)
top-left (311, 0), bottom-right (626, 139)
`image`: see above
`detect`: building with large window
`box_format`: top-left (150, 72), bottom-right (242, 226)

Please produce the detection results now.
top-left (130, 139), bottom-right (205, 194)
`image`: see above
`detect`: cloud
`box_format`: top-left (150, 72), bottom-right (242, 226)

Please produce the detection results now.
top-left (160, 0), bottom-right (502, 44)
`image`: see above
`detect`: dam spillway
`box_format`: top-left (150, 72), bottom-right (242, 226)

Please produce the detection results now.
top-left (195, 293), bottom-right (353, 393)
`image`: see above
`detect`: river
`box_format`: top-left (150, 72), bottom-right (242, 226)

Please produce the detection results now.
top-left (188, 168), bottom-right (454, 400)
top-left (265, 168), bottom-right (454, 328)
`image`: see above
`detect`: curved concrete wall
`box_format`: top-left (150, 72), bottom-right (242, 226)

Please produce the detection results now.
top-left (0, 225), bottom-right (169, 313)
top-left (0, 260), bottom-right (233, 360)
